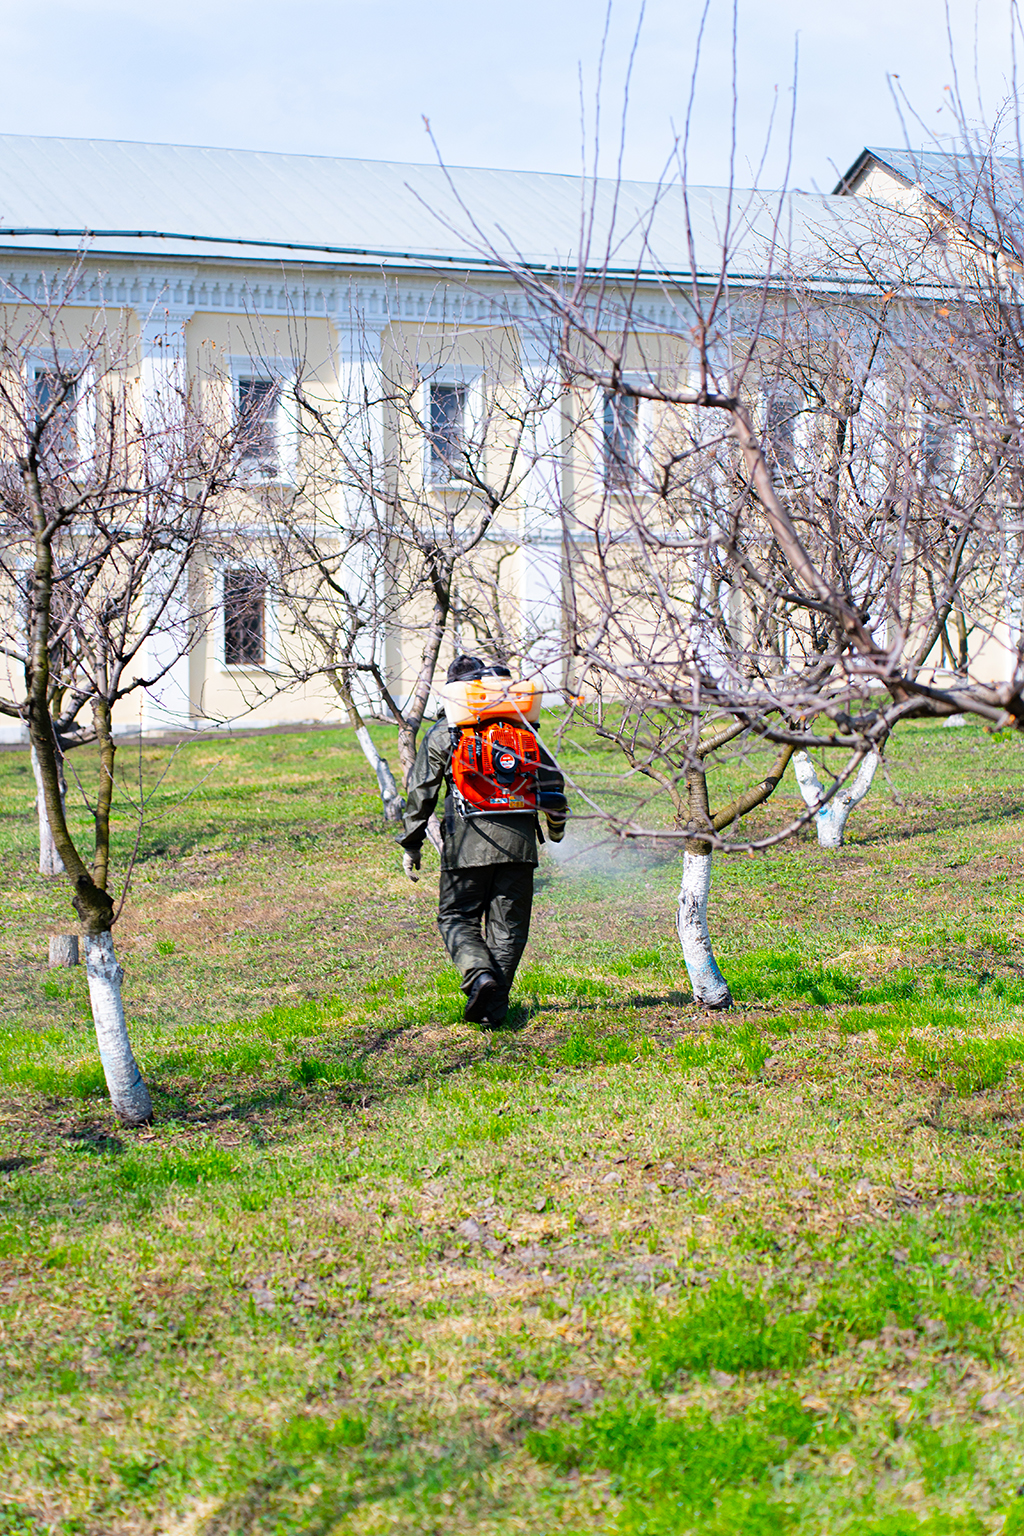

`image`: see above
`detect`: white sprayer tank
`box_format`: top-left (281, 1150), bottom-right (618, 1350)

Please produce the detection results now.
top-left (440, 678), bottom-right (542, 727)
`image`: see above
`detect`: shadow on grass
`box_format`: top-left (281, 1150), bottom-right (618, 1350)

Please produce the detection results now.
top-left (61, 1127), bottom-right (125, 1155)
top-left (22, 943), bottom-right (980, 1151)
top-left (854, 789), bottom-right (1024, 846)
top-left (481, 1000), bottom-right (536, 1033)
top-left (196, 1439), bottom-right (509, 1536)
top-left (149, 1031), bottom-right (510, 1127)
top-left (143, 994), bottom-right (611, 1131)
top-left (627, 991), bottom-right (692, 1009)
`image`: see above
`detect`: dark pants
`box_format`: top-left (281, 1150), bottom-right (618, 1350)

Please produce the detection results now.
top-left (437, 863), bottom-right (534, 1017)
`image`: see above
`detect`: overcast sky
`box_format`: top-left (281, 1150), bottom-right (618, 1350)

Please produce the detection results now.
top-left (0, 0), bottom-right (1016, 191)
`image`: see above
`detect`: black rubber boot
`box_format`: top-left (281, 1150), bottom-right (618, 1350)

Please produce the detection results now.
top-left (464, 973), bottom-right (500, 1024)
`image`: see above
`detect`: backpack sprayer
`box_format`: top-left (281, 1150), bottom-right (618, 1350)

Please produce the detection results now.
top-left (439, 677), bottom-right (567, 819)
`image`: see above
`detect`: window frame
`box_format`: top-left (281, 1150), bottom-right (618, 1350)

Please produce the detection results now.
top-left (600, 387), bottom-right (640, 490)
top-left (213, 560), bottom-right (279, 674)
top-left (421, 366), bottom-right (482, 487)
top-left (236, 376), bottom-right (279, 469)
top-left (762, 388), bottom-right (802, 473)
top-left (222, 566), bottom-right (268, 668)
top-left (919, 406), bottom-right (965, 485)
top-left (229, 358), bottom-right (297, 485)
top-left (427, 380), bottom-right (467, 481)
top-left (27, 354), bottom-right (94, 474)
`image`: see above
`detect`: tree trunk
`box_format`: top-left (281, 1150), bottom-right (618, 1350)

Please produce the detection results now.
top-left (397, 719), bottom-right (443, 854)
top-left (27, 692), bottom-right (152, 1123)
top-left (49, 934), bottom-right (79, 967)
top-left (677, 762), bottom-right (733, 1009)
top-left (84, 930), bottom-right (153, 1125)
top-left (677, 849), bottom-right (733, 1010)
top-left (424, 813), bottom-right (444, 856)
top-left (354, 725), bottom-right (405, 821)
top-left (331, 671), bottom-right (405, 822)
top-left (31, 743), bottom-right (66, 876)
top-left (397, 719), bottom-right (419, 789)
top-left (336, 681), bottom-right (443, 854)
top-left (793, 749), bottom-right (879, 850)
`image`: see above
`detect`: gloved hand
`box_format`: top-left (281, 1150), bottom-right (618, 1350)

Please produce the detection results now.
top-left (402, 849), bottom-right (421, 882)
top-left (545, 812), bottom-right (567, 844)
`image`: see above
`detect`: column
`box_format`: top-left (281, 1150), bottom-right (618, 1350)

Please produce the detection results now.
top-left (518, 323), bottom-right (569, 694)
top-left (333, 320), bottom-right (389, 715)
top-left (138, 307), bottom-right (196, 734)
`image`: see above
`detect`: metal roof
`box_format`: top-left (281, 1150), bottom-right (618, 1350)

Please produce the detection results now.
top-left (0, 132), bottom-right (892, 284)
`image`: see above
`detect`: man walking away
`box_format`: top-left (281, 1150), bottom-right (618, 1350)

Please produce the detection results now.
top-left (398, 655), bottom-right (566, 1027)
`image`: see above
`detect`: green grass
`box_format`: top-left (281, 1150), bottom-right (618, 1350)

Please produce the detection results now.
top-left (3, 717), bottom-right (1024, 1532)
top-left (638, 1281), bottom-right (813, 1379)
top-left (527, 1390), bottom-right (828, 1533)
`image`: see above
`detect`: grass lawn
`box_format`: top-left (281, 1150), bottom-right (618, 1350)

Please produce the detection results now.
top-left (3, 716), bottom-right (1024, 1534)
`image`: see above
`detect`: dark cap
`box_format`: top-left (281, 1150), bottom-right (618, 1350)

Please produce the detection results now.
top-left (446, 654), bottom-right (485, 684)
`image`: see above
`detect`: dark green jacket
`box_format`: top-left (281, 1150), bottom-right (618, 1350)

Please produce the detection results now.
top-left (399, 717), bottom-right (563, 869)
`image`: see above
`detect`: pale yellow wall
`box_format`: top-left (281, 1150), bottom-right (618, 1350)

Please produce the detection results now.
top-left (182, 310), bottom-right (347, 731)
top-left (374, 320), bottom-right (687, 702)
top-left (378, 318), bottom-right (544, 702)
top-left (851, 161), bottom-right (922, 211)
top-left (0, 302), bottom-right (148, 740)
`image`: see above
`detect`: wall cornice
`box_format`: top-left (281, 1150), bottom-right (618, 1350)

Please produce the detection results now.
top-left (0, 250), bottom-right (684, 334)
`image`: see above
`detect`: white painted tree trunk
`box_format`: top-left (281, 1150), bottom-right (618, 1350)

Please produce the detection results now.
top-left (425, 813), bottom-right (444, 856)
top-left (84, 931), bottom-right (153, 1125)
top-left (677, 850), bottom-right (733, 1009)
top-left (793, 750), bottom-right (880, 850)
top-left (354, 725), bottom-right (404, 822)
top-left (352, 719), bottom-right (441, 851)
top-left (31, 745), bottom-right (66, 876)
top-left (49, 934), bottom-right (79, 966)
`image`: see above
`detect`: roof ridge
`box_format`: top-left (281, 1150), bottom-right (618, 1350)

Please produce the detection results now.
top-left (0, 130), bottom-right (667, 188)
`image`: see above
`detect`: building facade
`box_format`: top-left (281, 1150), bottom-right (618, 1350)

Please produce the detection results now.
top-left (0, 133), bottom-right (1016, 742)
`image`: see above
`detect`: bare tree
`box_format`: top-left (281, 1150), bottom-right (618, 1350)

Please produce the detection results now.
top-left (414, 97), bottom-right (1024, 1004)
top-left (0, 281), bottom-right (243, 1122)
top-left (792, 748), bottom-right (880, 849)
top-left (231, 302), bottom-right (567, 824)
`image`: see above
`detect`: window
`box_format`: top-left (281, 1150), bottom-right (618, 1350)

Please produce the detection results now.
top-left (428, 382), bottom-right (466, 479)
top-left (602, 390), bottom-right (638, 487)
top-left (236, 376), bottom-right (278, 474)
top-left (223, 568), bottom-right (267, 666)
top-left (34, 367), bottom-right (78, 468)
top-left (923, 415), bottom-right (953, 478)
top-left (764, 393), bottom-right (798, 469)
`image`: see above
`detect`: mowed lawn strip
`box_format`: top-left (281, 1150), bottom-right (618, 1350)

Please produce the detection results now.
top-left (1, 720), bottom-right (1024, 1534)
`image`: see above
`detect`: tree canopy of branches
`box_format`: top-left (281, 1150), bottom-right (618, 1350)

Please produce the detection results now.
top-left (427, 128), bottom-right (1024, 1003)
top-left (240, 307), bottom-right (567, 823)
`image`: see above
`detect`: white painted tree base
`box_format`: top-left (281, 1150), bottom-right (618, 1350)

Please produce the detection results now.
top-left (793, 750), bottom-right (879, 850)
top-left (31, 745), bottom-right (66, 876)
top-left (355, 726), bottom-right (404, 822)
top-left (677, 850), bottom-right (733, 1009)
top-left (84, 931), bottom-right (153, 1125)
top-left (49, 935), bottom-right (79, 967)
